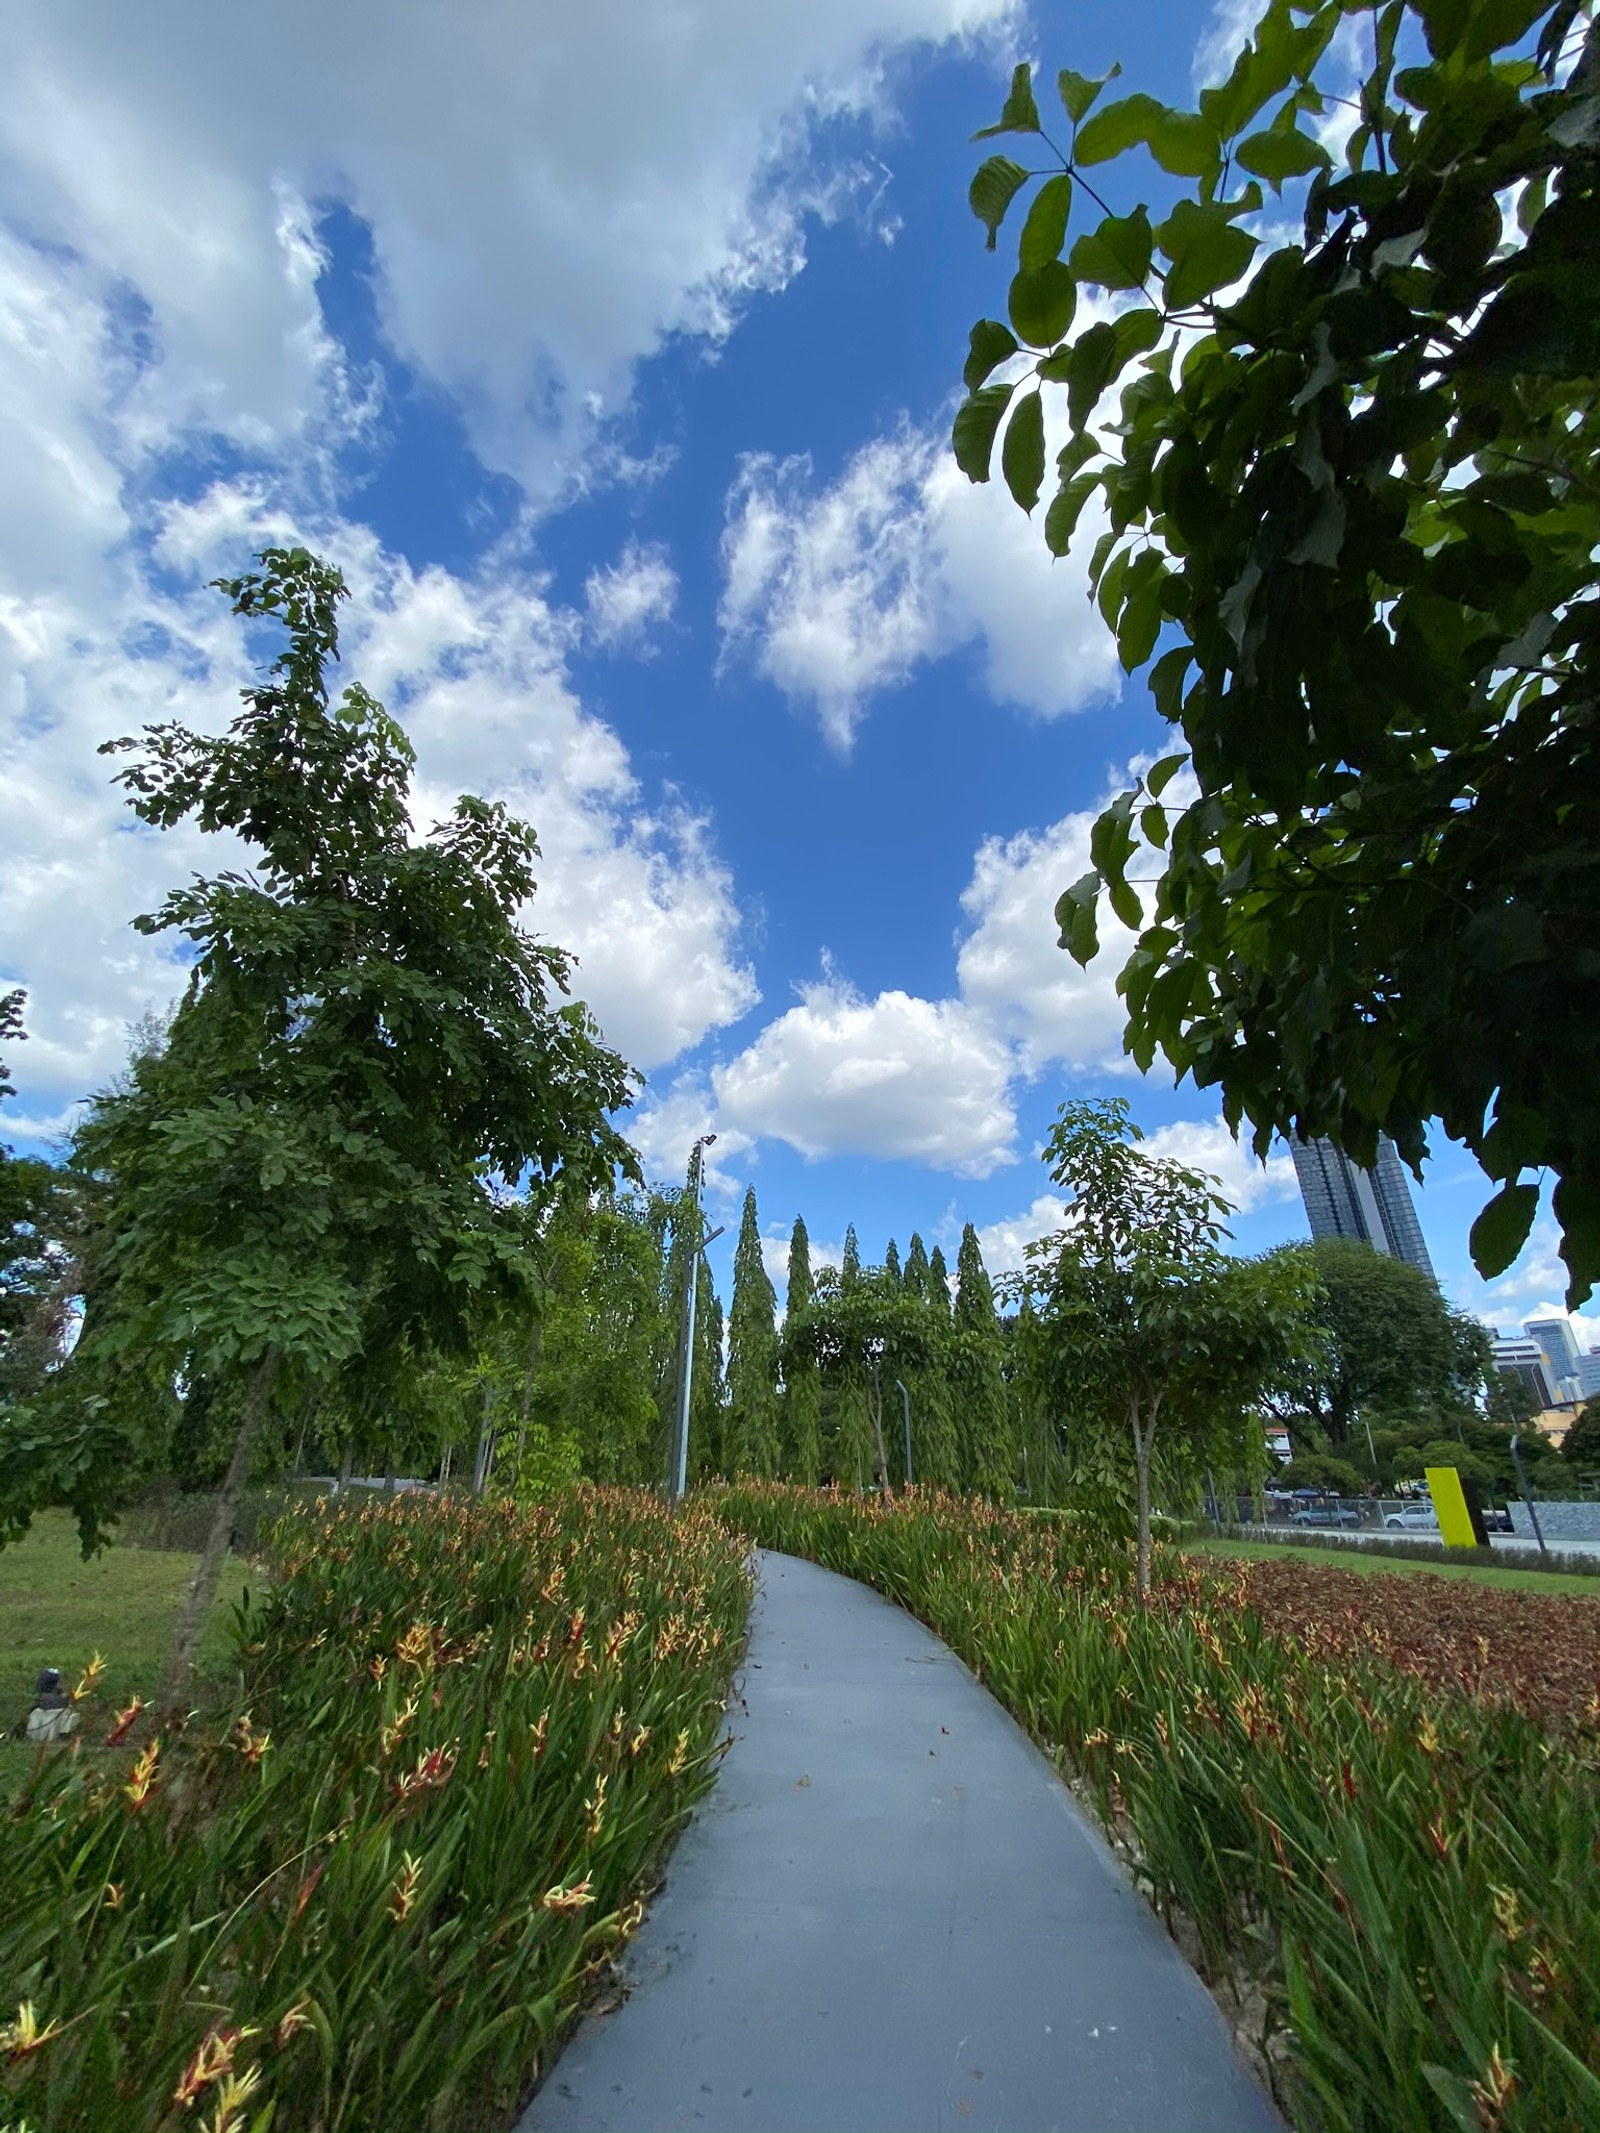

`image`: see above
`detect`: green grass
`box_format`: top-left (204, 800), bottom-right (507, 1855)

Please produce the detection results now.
top-left (1192, 1533), bottom-right (1600, 1597)
top-left (0, 1509), bottom-right (256, 1794)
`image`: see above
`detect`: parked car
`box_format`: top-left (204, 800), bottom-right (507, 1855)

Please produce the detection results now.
top-left (1384, 1504), bottom-right (1439, 1531)
top-left (1291, 1503), bottom-right (1361, 1527)
top-left (1482, 1506), bottom-right (1514, 1533)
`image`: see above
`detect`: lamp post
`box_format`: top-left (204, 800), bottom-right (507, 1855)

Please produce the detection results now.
top-left (1509, 1432), bottom-right (1548, 1556)
top-left (671, 1135), bottom-right (718, 1505)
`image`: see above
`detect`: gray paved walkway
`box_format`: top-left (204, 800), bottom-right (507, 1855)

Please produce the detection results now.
top-left (521, 1551), bottom-right (1282, 2133)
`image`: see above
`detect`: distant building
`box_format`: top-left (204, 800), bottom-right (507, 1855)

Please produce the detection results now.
top-left (1290, 1136), bottom-right (1436, 1278)
top-left (1576, 1352), bottom-right (1600, 1402)
top-left (1525, 1315), bottom-right (1584, 1402)
top-left (1492, 1334), bottom-right (1557, 1410)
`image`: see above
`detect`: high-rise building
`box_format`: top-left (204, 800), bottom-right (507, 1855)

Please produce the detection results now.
top-left (1576, 1352), bottom-right (1600, 1402)
top-left (1491, 1335), bottom-right (1556, 1409)
top-left (1290, 1135), bottom-right (1436, 1279)
top-left (1524, 1315), bottom-right (1583, 1401)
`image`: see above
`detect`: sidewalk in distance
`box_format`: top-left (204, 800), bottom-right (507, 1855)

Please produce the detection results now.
top-left (520, 1551), bottom-right (1281, 2133)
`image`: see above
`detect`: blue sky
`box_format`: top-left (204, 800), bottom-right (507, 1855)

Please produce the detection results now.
top-left (0, 0), bottom-right (1588, 1348)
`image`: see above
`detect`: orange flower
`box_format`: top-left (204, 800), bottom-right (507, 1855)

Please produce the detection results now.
top-left (124, 1738), bottom-right (162, 1809)
top-left (104, 1695), bottom-right (145, 1747)
top-left (276, 1999), bottom-right (314, 2048)
top-left (388, 1852), bottom-right (423, 1924)
top-left (201, 2064), bottom-right (262, 2133)
top-left (71, 1652), bottom-right (106, 1704)
top-left (172, 2024), bottom-right (256, 2107)
top-left (541, 1876), bottom-right (595, 1915)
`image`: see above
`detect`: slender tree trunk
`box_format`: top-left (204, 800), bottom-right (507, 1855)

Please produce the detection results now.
top-left (868, 1371), bottom-right (891, 1494)
top-left (515, 1316), bottom-right (544, 1482)
top-left (335, 1435), bottom-right (355, 1496)
top-left (159, 1348), bottom-right (281, 1710)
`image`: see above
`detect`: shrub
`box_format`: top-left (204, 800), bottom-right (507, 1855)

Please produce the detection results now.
top-left (1, 1488), bottom-right (750, 2132)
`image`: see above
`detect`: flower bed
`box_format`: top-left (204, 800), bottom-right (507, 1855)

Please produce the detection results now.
top-left (2, 1488), bottom-right (751, 2133)
top-left (713, 1482), bottom-right (1600, 2133)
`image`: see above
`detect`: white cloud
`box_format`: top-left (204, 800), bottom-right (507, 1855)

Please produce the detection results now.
top-left (585, 542), bottom-right (678, 654)
top-left (718, 415), bottom-right (1121, 748)
top-left (3, 0), bottom-right (1017, 500)
top-left (1, 488), bottom-right (757, 1125)
top-left (1476, 1220), bottom-right (1599, 1335)
top-left (1138, 1117), bottom-right (1298, 1217)
top-left (623, 1074), bottom-right (753, 1198)
top-left (973, 1193), bottom-right (1070, 1279)
top-left (712, 972), bottom-right (1018, 1176)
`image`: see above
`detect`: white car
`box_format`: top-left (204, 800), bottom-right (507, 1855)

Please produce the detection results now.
top-left (1384, 1503), bottom-right (1439, 1531)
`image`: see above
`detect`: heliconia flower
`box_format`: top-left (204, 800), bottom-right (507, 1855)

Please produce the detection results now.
top-left (171, 2024), bottom-right (256, 2107)
top-left (667, 1729), bottom-right (692, 1776)
top-left (1468, 2044), bottom-right (1518, 2133)
top-left (388, 1852), bottom-right (423, 1923)
top-left (1, 2001), bottom-right (63, 2062)
top-left (124, 1738), bottom-right (162, 1809)
top-left (392, 1741), bottom-right (459, 1804)
top-left (289, 1861), bottom-right (325, 1925)
top-left (231, 1714), bottom-right (272, 1766)
top-left (103, 1882), bottom-right (124, 1910)
top-left (201, 2062), bottom-right (262, 2133)
top-left (531, 1711), bottom-right (549, 1761)
top-left (71, 1653), bottom-right (106, 1703)
top-left (276, 2000), bottom-right (314, 2048)
top-left (541, 1876), bottom-right (595, 1914)
top-left (104, 1695), bottom-right (146, 1746)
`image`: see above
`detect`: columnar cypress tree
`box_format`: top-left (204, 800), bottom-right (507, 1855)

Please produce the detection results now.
top-left (782, 1216), bottom-right (823, 1485)
top-left (927, 1244), bottom-right (952, 1317)
top-left (833, 1371), bottom-right (875, 1495)
top-left (950, 1223), bottom-right (1014, 1499)
top-left (904, 1233), bottom-right (930, 1298)
top-left (884, 1238), bottom-right (902, 1282)
top-left (842, 1224), bottom-right (861, 1287)
top-left (726, 1187), bottom-right (782, 1477)
top-left (690, 1269), bottom-right (725, 1481)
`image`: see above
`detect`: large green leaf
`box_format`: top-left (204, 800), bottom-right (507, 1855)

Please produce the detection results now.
top-left (1070, 207), bottom-right (1154, 291)
top-left (1058, 61), bottom-right (1121, 126)
top-left (1019, 173), bottom-right (1074, 270)
top-left (1074, 92), bottom-right (1169, 166)
top-left (1009, 261), bottom-right (1078, 346)
top-left (964, 318), bottom-right (1019, 392)
top-left (969, 156), bottom-right (1030, 250)
top-left (1044, 471), bottom-right (1101, 556)
top-left (1468, 1180), bottom-right (1539, 1278)
top-left (952, 384), bottom-right (1015, 482)
top-left (1146, 108), bottom-right (1220, 179)
top-left (1158, 198), bottom-right (1258, 308)
top-left (1055, 873), bottom-right (1102, 964)
top-left (1235, 127), bottom-right (1331, 187)
top-left (1002, 390), bottom-right (1047, 513)
top-left (974, 62), bottom-right (1041, 138)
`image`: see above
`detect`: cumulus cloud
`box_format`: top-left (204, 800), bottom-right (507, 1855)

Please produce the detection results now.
top-left (1138, 1117), bottom-right (1298, 1217)
top-left (3, 0), bottom-right (1016, 499)
top-left (972, 1193), bottom-right (1071, 1279)
top-left (585, 542), bottom-right (678, 654)
top-left (718, 416), bottom-right (1121, 748)
top-left (622, 1074), bottom-right (753, 1198)
top-left (712, 972), bottom-right (1018, 1176)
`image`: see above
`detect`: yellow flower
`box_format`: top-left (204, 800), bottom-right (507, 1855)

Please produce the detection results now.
top-left (1, 2003), bottom-right (63, 2062)
top-left (201, 2064), bottom-right (262, 2133)
top-left (71, 1653), bottom-right (106, 1704)
top-left (541, 1876), bottom-right (595, 1914)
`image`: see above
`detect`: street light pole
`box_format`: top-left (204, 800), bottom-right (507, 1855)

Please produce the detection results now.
top-left (671, 1135), bottom-right (717, 1505)
top-left (1509, 1433), bottom-right (1548, 1556)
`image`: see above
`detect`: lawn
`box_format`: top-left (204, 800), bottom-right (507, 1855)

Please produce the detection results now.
top-left (1193, 1534), bottom-right (1600, 1598)
top-left (0, 1507), bottom-right (254, 1794)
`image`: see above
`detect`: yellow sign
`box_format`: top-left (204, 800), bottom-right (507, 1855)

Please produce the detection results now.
top-left (1425, 1467), bottom-right (1478, 1549)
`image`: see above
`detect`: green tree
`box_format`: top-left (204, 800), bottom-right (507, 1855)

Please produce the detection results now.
top-left (793, 1264), bottom-right (932, 1492)
top-left (726, 1188), bottom-right (782, 1477)
top-left (884, 1237), bottom-right (902, 1282)
top-left (950, 1222), bottom-right (1014, 1497)
top-left (903, 1232), bottom-right (931, 1299)
top-left (842, 1224), bottom-right (862, 1287)
top-left (781, 1216), bottom-right (824, 1485)
top-left (7, 550), bottom-right (635, 1698)
top-left (927, 1245), bottom-right (952, 1316)
top-left (1563, 1400), bottom-right (1600, 1474)
top-left (1262, 1238), bottom-right (1484, 1448)
top-left (1019, 1098), bottom-right (1320, 1592)
top-left (955, 10), bottom-right (1600, 1306)
top-left (0, 992), bottom-right (77, 1408)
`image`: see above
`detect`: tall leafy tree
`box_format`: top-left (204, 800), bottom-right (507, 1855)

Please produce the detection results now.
top-left (0, 993), bottom-right (76, 1409)
top-left (1019, 1099), bottom-right (1319, 1592)
top-left (1563, 1400), bottom-right (1600, 1475)
top-left (927, 1245), bottom-right (952, 1317)
top-left (793, 1264), bottom-right (930, 1492)
top-left (726, 1187), bottom-right (782, 1477)
top-left (884, 1237), bottom-right (902, 1282)
top-left (841, 1224), bottom-right (862, 1287)
top-left (950, 1223), bottom-right (1014, 1497)
top-left (1261, 1238), bottom-right (1487, 1448)
top-left (781, 1216), bottom-right (823, 1485)
top-left (954, 8), bottom-right (1600, 1306)
top-left (11, 550), bottom-right (635, 1696)
top-left (903, 1232), bottom-right (931, 1299)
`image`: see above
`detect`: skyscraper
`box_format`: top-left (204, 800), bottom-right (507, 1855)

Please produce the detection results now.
top-left (1290, 1135), bottom-right (1436, 1279)
top-left (1524, 1316), bottom-right (1583, 1402)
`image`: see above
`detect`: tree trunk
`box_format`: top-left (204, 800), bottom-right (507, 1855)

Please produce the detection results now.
top-left (868, 1372), bottom-right (891, 1494)
top-left (1130, 1387), bottom-right (1164, 1600)
top-left (159, 1348), bottom-right (281, 1711)
top-left (472, 1383), bottom-right (495, 1498)
top-left (515, 1316), bottom-right (544, 1483)
top-left (335, 1435), bottom-right (355, 1496)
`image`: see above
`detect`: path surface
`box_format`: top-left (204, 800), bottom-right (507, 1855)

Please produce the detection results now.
top-left (521, 1551), bottom-right (1282, 2133)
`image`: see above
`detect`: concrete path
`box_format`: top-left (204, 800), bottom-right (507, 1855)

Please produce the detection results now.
top-left (521, 1551), bottom-right (1282, 2133)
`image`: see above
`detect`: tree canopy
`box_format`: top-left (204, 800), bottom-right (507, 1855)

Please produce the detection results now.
top-left (955, 1), bottom-right (1600, 1306)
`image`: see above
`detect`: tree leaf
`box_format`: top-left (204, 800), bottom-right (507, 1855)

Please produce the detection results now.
top-left (1002, 390), bottom-right (1047, 513)
top-left (1236, 127), bottom-right (1331, 188)
top-left (1147, 108), bottom-right (1221, 179)
top-left (1468, 1181), bottom-right (1539, 1279)
top-left (1020, 172), bottom-right (1074, 270)
top-left (1059, 61), bottom-right (1121, 126)
top-left (1157, 198), bottom-right (1258, 308)
top-left (1044, 472), bottom-right (1101, 556)
top-left (1009, 261), bottom-right (1078, 346)
top-left (964, 318), bottom-right (1020, 392)
top-left (1145, 749), bottom-right (1188, 797)
top-left (952, 385), bottom-right (1015, 483)
top-left (969, 156), bottom-right (1030, 249)
top-left (1070, 207), bottom-right (1154, 290)
top-left (974, 62), bottom-right (1041, 138)
top-left (1066, 321), bottom-right (1117, 430)
top-left (1055, 873), bottom-right (1102, 965)
top-left (1074, 92), bottom-right (1170, 166)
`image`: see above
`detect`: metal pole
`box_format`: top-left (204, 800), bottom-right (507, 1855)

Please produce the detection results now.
top-left (672, 1136), bottom-right (717, 1504)
top-left (1509, 1434), bottom-right (1548, 1556)
top-left (895, 1378), bottom-right (912, 1486)
top-left (1363, 1415), bottom-right (1378, 1471)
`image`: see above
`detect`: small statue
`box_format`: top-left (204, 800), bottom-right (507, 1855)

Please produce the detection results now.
top-left (23, 1667), bottom-right (80, 1744)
